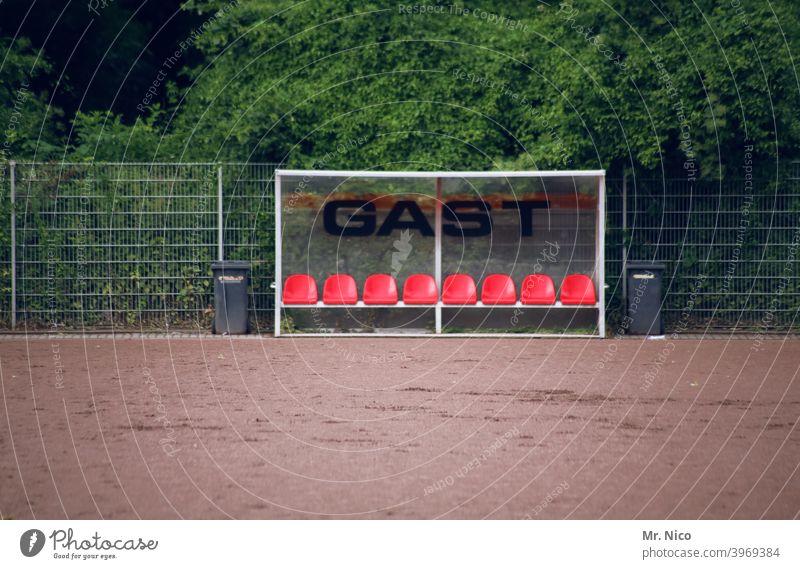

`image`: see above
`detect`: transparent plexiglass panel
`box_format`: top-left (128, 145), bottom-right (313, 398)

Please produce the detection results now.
top-left (280, 174), bottom-right (437, 284)
top-left (440, 175), bottom-right (598, 291)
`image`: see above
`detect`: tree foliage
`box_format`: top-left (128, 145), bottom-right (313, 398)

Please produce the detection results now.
top-left (2, 0), bottom-right (799, 177)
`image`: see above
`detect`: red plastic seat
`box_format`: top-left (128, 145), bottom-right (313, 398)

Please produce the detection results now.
top-left (323, 274), bottom-right (358, 305)
top-left (481, 274), bottom-right (517, 305)
top-left (283, 274), bottom-right (318, 304)
top-left (402, 274), bottom-right (438, 304)
top-left (520, 274), bottom-right (556, 305)
top-left (363, 274), bottom-right (398, 305)
top-left (442, 274), bottom-right (477, 305)
top-left (560, 274), bottom-right (597, 305)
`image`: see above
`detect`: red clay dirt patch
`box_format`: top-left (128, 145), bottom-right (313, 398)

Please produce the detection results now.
top-left (1, 337), bottom-right (798, 519)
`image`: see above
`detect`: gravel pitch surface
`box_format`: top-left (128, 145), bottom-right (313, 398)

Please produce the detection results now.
top-left (1, 337), bottom-right (799, 519)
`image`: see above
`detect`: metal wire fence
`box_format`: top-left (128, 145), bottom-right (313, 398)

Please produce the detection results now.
top-left (0, 162), bottom-right (275, 331)
top-left (1, 162), bottom-right (798, 333)
top-left (605, 172), bottom-right (800, 332)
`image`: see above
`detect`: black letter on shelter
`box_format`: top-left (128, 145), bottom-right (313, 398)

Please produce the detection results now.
top-left (324, 200), bottom-right (376, 236)
top-left (501, 200), bottom-right (549, 237)
top-left (377, 201), bottom-right (434, 236)
top-left (443, 200), bottom-right (492, 237)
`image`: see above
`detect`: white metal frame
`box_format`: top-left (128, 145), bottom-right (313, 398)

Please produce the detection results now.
top-left (275, 169), bottom-right (606, 338)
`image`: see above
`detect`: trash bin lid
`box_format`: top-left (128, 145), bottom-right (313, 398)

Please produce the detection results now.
top-left (211, 260), bottom-right (251, 271)
top-left (626, 261), bottom-right (666, 271)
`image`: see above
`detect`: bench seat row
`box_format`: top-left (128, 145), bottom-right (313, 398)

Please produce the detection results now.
top-left (282, 273), bottom-right (597, 306)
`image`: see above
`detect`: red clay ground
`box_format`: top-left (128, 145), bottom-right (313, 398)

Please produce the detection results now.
top-left (1, 336), bottom-right (799, 519)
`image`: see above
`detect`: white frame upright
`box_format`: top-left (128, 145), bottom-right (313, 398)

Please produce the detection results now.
top-left (275, 170), bottom-right (606, 338)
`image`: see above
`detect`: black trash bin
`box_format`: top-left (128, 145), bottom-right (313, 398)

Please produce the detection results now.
top-left (211, 261), bottom-right (250, 334)
top-left (626, 262), bottom-right (665, 335)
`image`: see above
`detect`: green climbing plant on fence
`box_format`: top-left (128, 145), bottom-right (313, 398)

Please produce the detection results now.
top-left (1, 161), bottom-right (798, 332)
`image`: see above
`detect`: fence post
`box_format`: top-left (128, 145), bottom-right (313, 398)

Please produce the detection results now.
top-left (434, 177), bottom-right (442, 334)
top-left (621, 168), bottom-right (628, 303)
top-left (217, 165), bottom-right (224, 261)
top-left (10, 160), bottom-right (16, 330)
